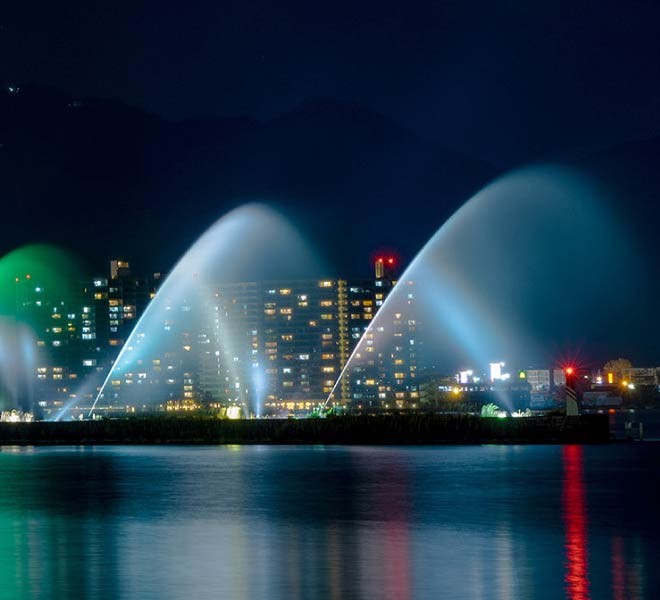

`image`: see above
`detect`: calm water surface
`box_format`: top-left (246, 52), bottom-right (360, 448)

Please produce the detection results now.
top-left (0, 443), bottom-right (658, 600)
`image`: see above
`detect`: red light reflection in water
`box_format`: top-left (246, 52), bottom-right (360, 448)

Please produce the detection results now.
top-left (358, 454), bottom-right (411, 600)
top-left (611, 536), bottom-right (625, 600)
top-left (562, 445), bottom-right (590, 600)
top-left (382, 518), bottom-right (410, 600)
top-left (376, 466), bottom-right (411, 600)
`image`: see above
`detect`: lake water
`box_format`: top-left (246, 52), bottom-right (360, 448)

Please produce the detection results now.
top-left (0, 442), bottom-right (658, 600)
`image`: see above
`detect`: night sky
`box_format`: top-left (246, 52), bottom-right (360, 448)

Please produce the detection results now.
top-left (4, 0), bottom-right (660, 166)
top-left (3, 1), bottom-right (660, 363)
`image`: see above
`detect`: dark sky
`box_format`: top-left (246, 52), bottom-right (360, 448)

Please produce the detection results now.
top-left (3, 1), bottom-right (660, 365)
top-left (4, 0), bottom-right (660, 165)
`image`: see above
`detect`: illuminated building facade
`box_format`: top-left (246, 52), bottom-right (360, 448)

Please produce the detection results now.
top-left (196, 281), bottom-right (261, 408)
top-left (259, 279), bottom-right (339, 412)
top-left (525, 369), bottom-right (551, 392)
top-left (72, 261), bottom-right (160, 412)
top-left (15, 256), bottom-right (427, 417)
top-left (336, 259), bottom-right (421, 412)
top-left (11, 272), bottom-right (84, 415)
top-left (256, 267), bottom-right (409, 414)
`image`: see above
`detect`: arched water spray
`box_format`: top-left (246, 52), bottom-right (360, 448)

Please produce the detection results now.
top-left (0, 320), bottom-right (37, 412)
top-left (327, 165), bottom-right (641, 410)
top-left (87, 204), bottom-right (321, 419)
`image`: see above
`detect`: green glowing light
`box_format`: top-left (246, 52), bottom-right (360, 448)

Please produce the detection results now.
top-left (0, 244), bottom-right (82, 324)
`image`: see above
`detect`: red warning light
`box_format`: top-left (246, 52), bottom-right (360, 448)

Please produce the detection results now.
top-left (565, 367), bottom-right (574, 375)
top-left (387, 257), bottom-right (395, 265)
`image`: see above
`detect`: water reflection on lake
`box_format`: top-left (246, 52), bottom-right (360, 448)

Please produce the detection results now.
top-left (0, 443), bottom-right (658, 599)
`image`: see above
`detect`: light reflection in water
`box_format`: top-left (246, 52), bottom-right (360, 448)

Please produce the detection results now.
top-left (563, 445), bottom-right (590, 600)
top-left (0, 445), bottom-right (657, 599)
top-left (611, 536), bottom-right (625, 600)
top-left (611, 535), bottom-right (647, 600)
top-left (381, 499), bottom-right (411, 600)
top-left (356, 451), bottom-right (412, 600)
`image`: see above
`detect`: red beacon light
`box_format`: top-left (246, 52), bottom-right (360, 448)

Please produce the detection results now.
top-left (565, 367), bottom-right (574, 375)
top-left (387, 257), bottom-right (395, 265)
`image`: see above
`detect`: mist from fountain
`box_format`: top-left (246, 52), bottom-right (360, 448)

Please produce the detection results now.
top-left (87, 203), bottom-right (322, 419)
top-left (327, 165), bottom-right (642, 409)
top-left (0, 319), bottom-right (37, 412)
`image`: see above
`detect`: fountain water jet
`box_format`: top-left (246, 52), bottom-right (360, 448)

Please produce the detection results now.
top-left (87, 203), bottom-right (321, 419)
top-left (327, 165), bottom-right (641, 411)
top-left (0, 319), bottom-right (37, 412)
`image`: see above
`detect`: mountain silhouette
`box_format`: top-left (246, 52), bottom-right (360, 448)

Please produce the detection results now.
top-left (0, 86), bottom-right (497, 275)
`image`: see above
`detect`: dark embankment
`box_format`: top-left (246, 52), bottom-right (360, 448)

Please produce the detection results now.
top-left (0, 414), bottom-right (609, 445)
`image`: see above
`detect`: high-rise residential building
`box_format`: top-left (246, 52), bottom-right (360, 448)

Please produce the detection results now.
top-left (259, 279), bottom-right (339, 412)
top-left (343, 290), bottom-right (420, 410)
top-left (14, 255), bottom-right (429, 417)
top-left (332, 257), bottom-right (421, 412)
top-left (110, 259), bottom-right (131, 279)
top-left (196, 281), bottom-right (261, 407)
top-left (10, 272), bottom-right (85, 415)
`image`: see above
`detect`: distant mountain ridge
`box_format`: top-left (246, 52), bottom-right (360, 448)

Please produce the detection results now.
top-left (2, 84), bottom-right (659, 279)
top-left (0, 85), bottom-right (498, 275)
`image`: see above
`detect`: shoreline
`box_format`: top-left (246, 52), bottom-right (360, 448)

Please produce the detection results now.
top-left (0, 414), bottom-right (610, 445)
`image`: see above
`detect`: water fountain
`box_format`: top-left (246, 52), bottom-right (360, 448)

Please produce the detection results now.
top-left (86, 203), bottom-right (321, 419)
top-left (0, 319), bottom-right (37, 413)
top-left (2, 168), bottom-right (643, 421)
top-left (327, 165), bottom-right (641, 411)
